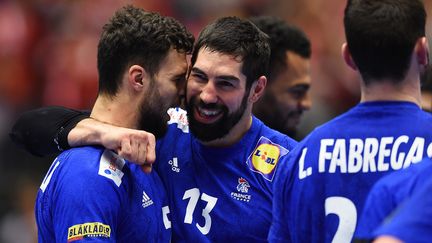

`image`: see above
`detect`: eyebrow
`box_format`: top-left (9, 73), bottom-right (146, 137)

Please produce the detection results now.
top-left (191, 67), bottom-right (240, 82)
top-left (190, 67), bottom-right (208, 78)
top-left (172, 72), bottom-right (187, 80)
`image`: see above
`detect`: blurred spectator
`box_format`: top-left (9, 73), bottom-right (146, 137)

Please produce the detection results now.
top-left (0, 177), bottom-right (38, 243)
top-left (421, 65), bottom-right (432, 112)
top-left (0, 1), bottom-right (42, 109)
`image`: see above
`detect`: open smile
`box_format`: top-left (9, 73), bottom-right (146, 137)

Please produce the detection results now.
top-left (194, 106), bottom-right (223, 124)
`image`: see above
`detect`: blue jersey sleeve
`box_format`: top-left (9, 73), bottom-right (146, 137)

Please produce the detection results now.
top-left (268, 150), bottom-right (297, 243)
top-left (53, 177), bottom-right (123, 242)
top-left (36, 148), bottom-right (126, 242)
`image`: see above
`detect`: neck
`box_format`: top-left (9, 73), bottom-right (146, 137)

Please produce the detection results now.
top-left (201, 109), bottom-right (253, 147)
top-left (90, 94), bottom-right (139, 129)
top-left (361, 72), bottom-right (421, 107)
top-left (360, 53), bottom-right (424, 106)
top-left (360, 80), bottom-right (421, 106)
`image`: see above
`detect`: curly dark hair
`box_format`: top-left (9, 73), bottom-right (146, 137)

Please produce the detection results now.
top-left (250, 16), bottom-right (310, 82)
top-left (97, 5), bottom-right (194, 96)
top-left (190, 16), bottom-right (270, 90)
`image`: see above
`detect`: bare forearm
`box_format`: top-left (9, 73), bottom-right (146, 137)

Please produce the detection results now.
top-left (68, 118), bottom-right (157, 169)
top-left (68, 118), bottom-right (109, 147)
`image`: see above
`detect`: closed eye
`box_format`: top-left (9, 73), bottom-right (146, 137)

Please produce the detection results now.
top-left (288, 84), bottom-right (309, 98)
top-left (217, 81), bottom-right (235, 88)
top-left (191, 72), bottom-right (206, 81)
top-left (190, 67), bottom-right (208, 82)
top-left (173, 74), bottom-right (187, 85)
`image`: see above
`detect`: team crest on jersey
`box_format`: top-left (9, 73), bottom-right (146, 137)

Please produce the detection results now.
top-left (98, 150), bottom-right (125, 187)
top-left (167, 107), bottom-right (189, 133)
top-left (231, 177), bottom-right (252, 202)
top-left (236, 177), bottom-right (250, 193)
top-left (247, 136), bottom-right (289, 181)
top-left (67, 222), bottom-right (111, 242)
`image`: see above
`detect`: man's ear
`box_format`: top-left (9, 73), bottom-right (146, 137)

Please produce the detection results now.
top-left (249, 76), bottom-right (267, 103)
top-left (415, 37), bottom-right (429, 66)
top-left (342, 43), bottom-right (358, 71)
top-left (128, 65), bottom-right (148, 91)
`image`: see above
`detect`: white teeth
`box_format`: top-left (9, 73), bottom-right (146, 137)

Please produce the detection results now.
top-left (198, 107), bottom-right (220, 116)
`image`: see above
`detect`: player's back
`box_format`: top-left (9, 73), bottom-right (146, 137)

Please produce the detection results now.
top-left (35, 146), bottom-right (170, 242)
top-left (270, 101), bottom-right (432, 243)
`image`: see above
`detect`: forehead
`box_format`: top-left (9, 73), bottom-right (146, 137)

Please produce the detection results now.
top-left (272, 51), bottom-right (311, 87)
top-left (157, 48), bottom-right (188, 75)
top-left (193, 47), bottom-right (246, 81)
top-left (286, 51), bottom-right (310, 73)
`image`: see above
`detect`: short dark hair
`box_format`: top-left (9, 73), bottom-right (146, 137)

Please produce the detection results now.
top-left (250, 16), bottom-right (311, 82)
top-left (97, 5), bottom-right (194, 96)
top-left (191, 16), bottom-right (270, 89)
top-left (344, 0), bottom-right (426, 84)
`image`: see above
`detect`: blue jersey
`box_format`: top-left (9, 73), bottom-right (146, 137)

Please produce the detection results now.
top-left (155, 108), bottom-right (297, 242)
top-left (269, 101), bottom-right (432, 243)
top-left (373, 176), bottom-right (432, 243)
top-left (35, 146), bottom-right (171, 242)
top-left (356, 158), bottom-right (432, 239)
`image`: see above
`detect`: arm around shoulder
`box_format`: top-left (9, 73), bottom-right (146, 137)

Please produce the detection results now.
top-left (71, 119), bottom-right (157, 168)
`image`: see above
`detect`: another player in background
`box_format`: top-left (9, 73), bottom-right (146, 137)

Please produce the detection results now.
top-left (11, 17), bottom-right (298, 242)
top-left (34, 6), bottom-right (194, 242)
top-left (250, 16), bottom-right (312, 138)
top-left (372, 176), bottom-right (432, 243)
top-left (355, 157), bottom-right (432, 241)
top-left (268, 0), bottom-right (432, 242)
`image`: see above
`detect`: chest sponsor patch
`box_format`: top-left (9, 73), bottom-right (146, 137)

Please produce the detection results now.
top-left (98, 149), bottom-right (125, 187)
top-left (247, 136), bottom-right (289, 181)
top-left (67, 222), bottom-right (111, 242)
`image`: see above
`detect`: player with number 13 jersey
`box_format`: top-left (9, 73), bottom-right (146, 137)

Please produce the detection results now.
top-left (156, 108), bottom-right (296, 242)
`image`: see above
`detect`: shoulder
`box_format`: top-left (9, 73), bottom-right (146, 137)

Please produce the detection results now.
top-left (373, 158), bottom-right (432, 196)
top-left (253, 116), bottom-right (298, 150)
top-left (55, 147), bottom-right (130, 192)
top-left (55, 146), bottom-right (104, 175)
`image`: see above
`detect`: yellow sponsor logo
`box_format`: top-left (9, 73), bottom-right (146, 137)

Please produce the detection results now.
top-left (252, 143), bottom-right (280, 174)
top-left (67, 222), bottom-right (111, 242)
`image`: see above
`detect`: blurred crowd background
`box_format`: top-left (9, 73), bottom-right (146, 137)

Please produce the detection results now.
top-left (0, 0), bottom-right (432, 242)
